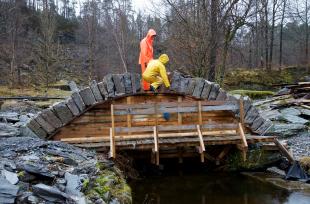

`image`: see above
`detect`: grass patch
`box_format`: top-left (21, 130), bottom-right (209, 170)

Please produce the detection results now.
top-left (0, 85), bottom-right (71, 98)
top-left (222, 67), bottom-right (310, 91)
top-left (229, 90), bottom-right (275, 99)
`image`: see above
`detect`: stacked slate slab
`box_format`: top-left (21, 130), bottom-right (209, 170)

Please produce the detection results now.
top-left (26, 71), bottom-right (273, 139)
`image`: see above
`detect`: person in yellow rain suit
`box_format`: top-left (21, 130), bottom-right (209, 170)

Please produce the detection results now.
top-left (142, 54), bottom-right (170, 92)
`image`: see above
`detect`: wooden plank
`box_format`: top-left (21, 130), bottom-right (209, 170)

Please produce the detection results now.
top-left (274, 138), bottom-right (294, 163)
top-left (114, 123), bottom-right (238, 133)
top-left (111, 104), bottom-right (116, 157)
top-left (113, 104), bottom-right (238, 115)
top-left (216, 145), bottom-right (232, 165)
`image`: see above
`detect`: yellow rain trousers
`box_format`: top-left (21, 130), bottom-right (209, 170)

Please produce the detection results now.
top-left (142, 54), bottom-right (170, 89)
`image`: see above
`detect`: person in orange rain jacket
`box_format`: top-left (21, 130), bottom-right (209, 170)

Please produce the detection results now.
top-left (139, 29), bottom-right (157, 90)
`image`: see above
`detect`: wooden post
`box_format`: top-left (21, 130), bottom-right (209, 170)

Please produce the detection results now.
top-left (126, 97), bottom-right (132, 135)
top-left (178, 96), bottom-right (182, 126)
top-left (110, 104), bottom-right (116, 158)
top-left (239, 97), bottom-right (245, 127)
top-left (197, 101), bottom-right (202, 125)
top-left (274, 138), bottom-right (295, 163)
top-left (109, 128), bottom-right (114, 158)
top-left (238, 123), bottom-right (248, 161)
top-left (153, 126), bottom-right (159, 165)
top-left (197, 125), bottom-right (205, 162)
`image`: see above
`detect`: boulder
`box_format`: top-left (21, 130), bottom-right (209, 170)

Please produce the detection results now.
top-left (280, 107), bottom-right (301, 116)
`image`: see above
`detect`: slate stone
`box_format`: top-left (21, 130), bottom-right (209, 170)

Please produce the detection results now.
top-left (179, 78), bottom-right (190, 93)
top-left (26, 120), bottom-right (47, 139)
top-left (200, 81), bottom-right (212, 99)
top-left (66, 98), bottom-right (80, 116)
top-left (280, 108), bottom-right (301, 116)
top-left (52, 102), bottom-right (73, 125)
top-left (208, 83), bottom-right (220, 100)
top-left (79, 88), bottom-right (97, 106)
top-left (90, 80), bottom-right (104, 102)
top-left (0, 177), bottom-right (19, 204)
top-left (0, 123), bottom-right (20, 137)
top-left (71, 92), bottom-right (86, 112)
top-left (123, 73), bottom-right (133, 94)
top-left (0, 112), bottom-right (19, 123)
top-left (244, 106), bottom-right (260, 125)
top-left (185, 79), bottom-right (196, 95)
top-left (170, 71), bottom-right (182, 92)
top-left (131, 73), bottom-right (141, 93)
top-left (22, 163), bottom-right (55, 179)
top-left (112, 74), bottom-right (125, 96)
top-left (260, 109), bottom-right (281, 120)
top-left (103, 74), bottom-right (115, 97)
top-left (1, 169), bottom-right (18, 185)
top-left (254, 119), bottom-right (273, 135)
top-left (216, 88), bottom-right (227, 100)
top-left (280, 114), bottom-right (309, 124)
top-left (192, 78), bottom-right (205, 98)
top-left (97, 82), bottom-right (109, 99)
top-left (68, 81), bottom-right (79, 92)
top-left (65, 173), bottom-right (82, 197)
top-left (251, 116), bottom-right (265, 131)
top-left (300, 108), bottom-right (310, 116)
top-left (34, 114), bottom-right (55, 134)
top-left (32, 184), bottom-right (69, 202)
top-left (40, 108), bottom-right (62, 129)
top-left (266, 123), bottom-right (308, 137)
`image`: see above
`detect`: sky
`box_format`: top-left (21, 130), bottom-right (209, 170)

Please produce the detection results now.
top-left (132, 0), bottom-right (160, 14)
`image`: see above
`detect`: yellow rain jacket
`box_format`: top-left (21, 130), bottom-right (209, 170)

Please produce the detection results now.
top-left (142, 54), bottom-right (170, 89)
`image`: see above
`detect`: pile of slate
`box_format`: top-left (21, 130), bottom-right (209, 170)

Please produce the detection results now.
top-left (0, 136), bottom-right (118, 204)
top-left (254, 91), bottom-right (310, 159)
top-left (26, 71), bottom-right (273, 139)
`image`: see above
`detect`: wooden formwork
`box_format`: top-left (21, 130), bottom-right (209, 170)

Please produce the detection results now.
top-left (57, 94), bottom-right (277, 165)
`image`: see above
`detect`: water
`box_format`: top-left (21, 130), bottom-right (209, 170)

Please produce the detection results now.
top-left (131, 173), bottom-right (310, 204)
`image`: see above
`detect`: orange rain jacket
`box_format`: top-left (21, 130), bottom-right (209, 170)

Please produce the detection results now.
top-left (139, 29), bottom-right (157, 90)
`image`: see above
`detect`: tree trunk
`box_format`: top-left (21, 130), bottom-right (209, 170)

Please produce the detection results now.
top-left (279, 0), bottom-right (286, 69)
top-left (264, 0), bottom-right (269, 70)
top-left (208, 0), bottom-right (218, 81)
top-left (269, 0), bottom-right (277, 70)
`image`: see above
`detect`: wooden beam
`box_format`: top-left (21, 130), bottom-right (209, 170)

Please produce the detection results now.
top-left (216, 145), bottom-right (232, 165)
top-left (274, 138), bottom-right (295, 163)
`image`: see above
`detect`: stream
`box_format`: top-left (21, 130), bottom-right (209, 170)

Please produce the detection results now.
top-left (130, 160), bottom-right (310, 204)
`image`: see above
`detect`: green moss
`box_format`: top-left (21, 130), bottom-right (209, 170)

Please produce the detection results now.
top-left (226, 148), bottom-right (281, 171)
top-left (229, 90), bottom-right (275, 99)
top-left (86, 169), bottom-right (132, 204)
top-left (17, 171), bottom-right (25, 178)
